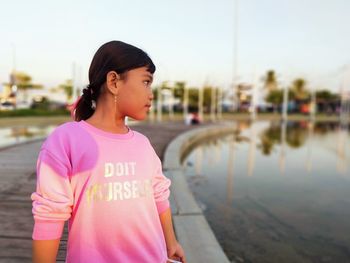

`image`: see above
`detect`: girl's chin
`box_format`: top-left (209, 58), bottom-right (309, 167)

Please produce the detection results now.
top-left (128, 114), bottom-right (147, 121)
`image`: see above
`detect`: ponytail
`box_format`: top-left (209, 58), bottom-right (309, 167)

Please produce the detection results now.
top-left (72, 82), bottom-right (102, 121)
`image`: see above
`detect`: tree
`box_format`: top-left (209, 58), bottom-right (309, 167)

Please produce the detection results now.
top-left (315, 89), bottom-right (338, 102)
top-left (188, 88), bottom-right (199, 110)
top-left (173, 81), bottom-right (186, 103)
top-left (265, 89), bottom-right (283, 112)
top-left (9, 72), bottom-right (43, 105)
top-left (59, 79), bottom-right (73, 102)
top-left (290, 78), bottom-right (309, 101)
top-left (262, 70), bottom-right (278, 92)
top-left (202, 85), bottom-right (216, 113)
top-left (13, 71), bottom-right (43, 90)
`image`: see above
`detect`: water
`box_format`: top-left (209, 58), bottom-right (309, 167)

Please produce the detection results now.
top-left (0, 119), bottom-right (139, 149)
top-left (183, 121), bottom-right (350, 263)
top-left (0, 125), bottom-right (56, 148)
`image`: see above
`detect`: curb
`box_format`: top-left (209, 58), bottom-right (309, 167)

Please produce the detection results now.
top-left (163, 122), bottom-right (237, 263)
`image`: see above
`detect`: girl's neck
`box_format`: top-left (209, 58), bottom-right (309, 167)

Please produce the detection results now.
top-left (85, 111), bottom-right (128, 134)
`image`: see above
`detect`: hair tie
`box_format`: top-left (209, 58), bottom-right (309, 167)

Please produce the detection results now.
top-left (68, 96), bottom-right (82, 120)
top-left (82, 87), bottom-right (92, 98)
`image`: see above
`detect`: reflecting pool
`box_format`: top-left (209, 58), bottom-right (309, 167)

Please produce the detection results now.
top-left (183, 121), bottom-right (350, 263)
top-left (0, 125), bottom-right (56, 148)
top-left (0, 119), bottom-right (139, 149)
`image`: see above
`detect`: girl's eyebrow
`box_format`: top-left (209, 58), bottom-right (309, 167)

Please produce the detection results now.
top-left (143, 74), bottom-right (153, 81)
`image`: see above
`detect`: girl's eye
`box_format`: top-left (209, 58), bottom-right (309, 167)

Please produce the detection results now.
top-left (144, 80), bottom-right (151, 86)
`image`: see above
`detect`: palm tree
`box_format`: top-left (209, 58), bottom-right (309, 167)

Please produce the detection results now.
top-left (291, 78), bottom-right (309, 101)
top-left (290, 78), bottom-right (310, 113)
top-left (262, 70), bottom-right (280, 113)
top-left (262, 70), bottom-right (278, 92)
top-left (59, 79), bottom-right (73, 103)
top-left (173, 81), bottom-right (188, 121)
top-left (173, 81), bottom-right (186, 104)
top-left (13, 72), bottom-right (43, 105)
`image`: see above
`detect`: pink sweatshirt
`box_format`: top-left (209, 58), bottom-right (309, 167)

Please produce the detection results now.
top-left (31, 120), bottom-right (172, 263)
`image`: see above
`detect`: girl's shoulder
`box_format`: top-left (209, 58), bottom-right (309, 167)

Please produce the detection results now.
top-left (38, 121), bottom-right (81, 165)
top-left (42, 121), bottom-right (81, 148)
top-left (48, 120), bottom-right (81, 138)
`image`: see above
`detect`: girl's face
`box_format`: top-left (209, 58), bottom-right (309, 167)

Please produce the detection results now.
top-left (117, 67), bottom-right (154, 120)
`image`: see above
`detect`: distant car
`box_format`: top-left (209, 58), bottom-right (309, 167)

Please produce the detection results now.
top-left (0, 101), bottom-right (15, 111)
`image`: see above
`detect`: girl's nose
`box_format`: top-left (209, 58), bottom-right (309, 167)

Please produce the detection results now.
top-left (149, 90), bottom-right (154, 100)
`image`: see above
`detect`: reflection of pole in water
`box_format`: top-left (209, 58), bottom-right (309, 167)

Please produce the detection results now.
top-left (305, 121), bottom-right (314, 173)
top-left (279, 120), bottom-right (287, 175)
top-left (247, 122), bottom-right (256, 176)
top-left (214, 139), bottom-right (222, 164)
top-left (226, 136), bottom-right (235, 204)
top-left (195, 146), bottom-right (203, 176)
top-left (336, 125), bottom-right (347, 174)
top-left (208, 141), bottom-right (215, 166)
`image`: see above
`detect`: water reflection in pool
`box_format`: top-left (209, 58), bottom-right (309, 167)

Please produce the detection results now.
top-left (0, 125), bottom-right (56, 148)
top-left (183, 121), bottom-right (350, 263)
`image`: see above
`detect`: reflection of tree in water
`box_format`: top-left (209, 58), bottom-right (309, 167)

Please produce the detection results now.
top-left (258, 123), bottom-right (281, 155)
top-left (9, 127), bottom-right (35, 138)
top-left (286, 122), bottom-right (307, 148)
top-left (8, 127), bottom-right (47, 138)
top-left (257, 121), bottom-right (346, 155)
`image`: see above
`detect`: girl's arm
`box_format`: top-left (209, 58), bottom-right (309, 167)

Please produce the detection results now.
top-left (32, 239), bottom-right (60, 263)
top-left (159, 207), bottom-right (187, 263)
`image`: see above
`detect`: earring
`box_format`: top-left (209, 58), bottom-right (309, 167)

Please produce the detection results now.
top-left (114, 95), bottom-right (117, 105)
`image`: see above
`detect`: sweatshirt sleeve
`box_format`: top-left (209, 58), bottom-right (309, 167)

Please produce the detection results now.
top-left (31, 148), bottom-right (74, 240)
top-left (151, 148), bottom-right (172, 215)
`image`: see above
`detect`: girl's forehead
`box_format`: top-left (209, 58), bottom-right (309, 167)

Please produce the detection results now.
top-left (129, 67), bottom-right (153, 77)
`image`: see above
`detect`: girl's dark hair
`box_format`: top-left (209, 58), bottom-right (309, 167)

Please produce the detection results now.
top-left (73, 40), bottom-right (156, 121)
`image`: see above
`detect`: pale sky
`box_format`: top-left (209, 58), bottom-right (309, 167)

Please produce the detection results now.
top-left (1, 0), bottom-right (350, 93)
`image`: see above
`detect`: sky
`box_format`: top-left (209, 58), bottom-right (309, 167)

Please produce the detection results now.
top-left (1, 0), bottom-right (350, 93)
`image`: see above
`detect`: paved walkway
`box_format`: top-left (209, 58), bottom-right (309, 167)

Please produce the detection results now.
top-left (0, 121), bottom-right (211, 262)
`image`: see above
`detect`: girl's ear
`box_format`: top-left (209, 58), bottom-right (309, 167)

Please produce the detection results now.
top-left (106, 71), bottom-right (120, 95)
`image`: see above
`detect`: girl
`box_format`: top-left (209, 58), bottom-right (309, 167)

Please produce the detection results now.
top-left (31, 40), bottom-right (186, 263)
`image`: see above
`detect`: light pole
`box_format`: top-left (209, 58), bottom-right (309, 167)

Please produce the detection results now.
top-left (198, 86), bottom-right (204, 122)
top-left (217, 86), bottom-right (223, 119)
top-left (183, 85), bottom-right (189, 123)
top-left (233, 0), bottom-right (239, 112)
top-left (72, 62), bottom-right (78, 103)
top-left (157, 85), bottom-right (162, 122)
top-left (169, 86), bottom-right (174, 121)
top-left (250, 68), bottom-right (258, 121)
top-left (10, 43), bottom-right (17, 107)
top-left (210, 86), bottom-right (216, 121)
top-left (281, 78), bottom-right (289, 122)
top-left (310, 87), bottom-right (316, 123)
